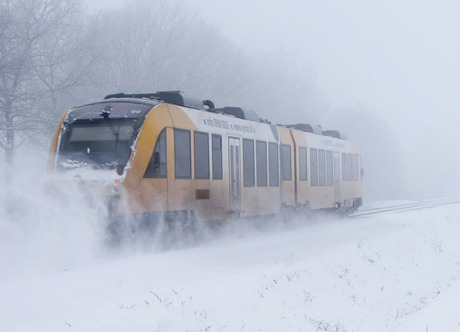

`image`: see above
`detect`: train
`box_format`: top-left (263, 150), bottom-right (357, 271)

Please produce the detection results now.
top-left (48, 91), bottom-right (363, 226)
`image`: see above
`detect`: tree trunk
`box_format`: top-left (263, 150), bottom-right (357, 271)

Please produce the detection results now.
top-left (3, 101), bottom-right (15, 171)
top-left (5, 125), bottom-right (14, 166)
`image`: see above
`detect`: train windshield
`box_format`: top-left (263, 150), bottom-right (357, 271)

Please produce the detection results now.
top-left (57, 118), bottom-right (142, 174)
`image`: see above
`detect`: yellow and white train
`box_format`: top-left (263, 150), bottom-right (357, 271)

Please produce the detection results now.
top-left (48, 91), bottom-right (363, 224)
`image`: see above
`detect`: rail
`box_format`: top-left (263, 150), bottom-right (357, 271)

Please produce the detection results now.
top-left (349, 198), bottom-right (460, 217)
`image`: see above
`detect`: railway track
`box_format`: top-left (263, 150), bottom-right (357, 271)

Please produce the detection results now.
top-left (349, 198), bottom-right (460, 217)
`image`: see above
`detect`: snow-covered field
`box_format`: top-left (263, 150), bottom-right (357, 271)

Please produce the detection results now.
top-left (1, 170), bottom-right (459, 331)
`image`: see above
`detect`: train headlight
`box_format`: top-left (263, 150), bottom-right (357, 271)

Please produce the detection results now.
top-left (111, 179), bottom-right (122, 193)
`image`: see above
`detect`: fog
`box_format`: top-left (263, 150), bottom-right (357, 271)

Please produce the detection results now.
top-left (0, 149), bottom-right (105, 277)
top-left (1, 0), bottom-right (458, 220)
top-left (78, 0), bottom-right (460, 199)
top-left (192, 0), bottom-right (460, 199)
top-left (0, 1), bottom-right (457, 271)
top-left (2, 2), bottom-right (460, 329)
top-left (0, 147), bottom-right (334, 280)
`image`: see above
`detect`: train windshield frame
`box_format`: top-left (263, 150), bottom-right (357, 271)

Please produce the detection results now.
top-left (56, 101), bottom-right (152, 174)
top-left (57, 119), bottom-right (142, 173)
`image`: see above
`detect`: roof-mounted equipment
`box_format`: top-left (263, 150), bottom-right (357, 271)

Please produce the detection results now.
top-left (286, 123), bottom-right (323, 135)
top-left (214, 107), bottom-right (260, 122)
top-left (203, 99), bottom-right (215, 111)
top-left (104, 91), bottom-right (205, 110)
top-left (323, 130), bottom-right (346, 139)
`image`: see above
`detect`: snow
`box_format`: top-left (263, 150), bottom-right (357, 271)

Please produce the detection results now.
top-left (1, 167), bottom-right (460, 331)
top-left (395, 281), bottom-right (460, 331)
top-left (51, 165), bottom-right (123, 182)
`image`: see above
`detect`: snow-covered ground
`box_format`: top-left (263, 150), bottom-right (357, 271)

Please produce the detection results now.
top-left (1, 188), bottom-right (460, 332)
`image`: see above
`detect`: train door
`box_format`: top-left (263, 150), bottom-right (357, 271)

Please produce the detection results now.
top-left (228, 137), bottom-right (241, 214)
top-left (334, 152), bottom-right (341, 204)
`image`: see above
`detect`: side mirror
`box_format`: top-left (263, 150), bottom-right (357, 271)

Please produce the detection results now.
top-left (117, 163), bottom-right (125, 175)
top-left (360, 168), bottom-right (364, 178)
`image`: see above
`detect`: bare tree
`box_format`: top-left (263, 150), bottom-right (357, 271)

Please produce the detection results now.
top-left (0, 0), bottom-right (101, 167)
top-left (0, 0), bottom-right (318, 174)
top-left (99, 0), bottom-right (308, 113)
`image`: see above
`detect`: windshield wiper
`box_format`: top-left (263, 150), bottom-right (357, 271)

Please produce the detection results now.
top-left (101, 106), bottom-right (124, 174)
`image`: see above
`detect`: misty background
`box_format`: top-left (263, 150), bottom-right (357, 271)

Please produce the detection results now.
top-left (1, 0), bottom-right (459, 200)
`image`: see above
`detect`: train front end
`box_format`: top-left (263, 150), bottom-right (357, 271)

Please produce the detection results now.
top-left (48, 99), bottom-right (155, 218)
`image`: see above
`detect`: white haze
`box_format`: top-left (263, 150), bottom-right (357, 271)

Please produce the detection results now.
top-left (0, 149), bottom-right (108, 276)
top-left (1, 2), bottom-right (459, 330)
top-left (2, 162), bottom-right (460, 331)
top-left (192, 0), bottom-right (460, 199)
top-left (0, 148), bottom-right (287, 278)
top-left (82, 0), bottom-right (460, 200)
top-left (2, 148), bottom-right (460, 331)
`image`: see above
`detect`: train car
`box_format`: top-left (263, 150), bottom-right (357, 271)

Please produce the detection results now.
top-left (289, 125), bottom-right (363, 211)
top-left (48, 91), bottom-right (362, 226)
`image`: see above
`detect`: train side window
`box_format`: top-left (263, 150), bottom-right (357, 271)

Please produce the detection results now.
top-left (256, 141), bottom-right (267, 187)
top-left (243, 139), bottom-right (255, 187)
top-left (299, 147), bottom-right (307, 181)
top-left (352, 154), bottom-right (359, 181)
top-left (269, 143), bottom-right (279, 186)
top-left (144, 128), bottom-right (167, 178)
top-left (194, 131), bottom-right (209, 179)
top-left (212, 134), bottom-right (223, 180)
top-left (174, 129), bottom-right (191, 179)
top-left (346, 152), bottom-right (352, 181)
top-left (342, 153), bottom-right (347, 181)
top-left (326, 150), bottom-right (333, 186)
top-left (318, 149), bottom-right (326, 186)
top-left (310, 148), bottom-right (318, 186)
top-left (281, 145), bottom-right (292, 181)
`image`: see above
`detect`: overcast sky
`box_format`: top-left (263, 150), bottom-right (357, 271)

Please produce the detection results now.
top-left (194, 0), bottom-right (460, 198)
top-left (86, 1), bottom-right (460, 116)
top-left (195, 1), bottom-right (460, 121)
top-left (87, 0), bottom-right (460, 125)
top-left (85, 0), bottom-right (460, 197)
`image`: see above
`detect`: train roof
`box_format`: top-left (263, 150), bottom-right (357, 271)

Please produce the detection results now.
top-left (73, 90), bottom-right (349, 141)
top-left (67, 99), bottom-right (156, 122)
top-left (104, 91), bottom-right (264, 122)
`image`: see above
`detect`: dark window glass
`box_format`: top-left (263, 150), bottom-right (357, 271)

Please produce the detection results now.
top-left (319, 149), bottom-right (326, 186)
top-left (326, 150), bottom-right (333, 186)
top-left (352, 154), bottom-right (359, 181)
top-left (269, 143), bottom-right (279, 186)
top-left (57, 118), bottom-right (142, 173)
top-left (243, 139), bottom-right (255, 187)
top-left (194, 132), bottom-right (209, 179)
top-left (144, 128), bottom-right (167, 178)
top-left (256, 141), bottom-right (267, 187)
top-left (342, 153), bottom-right (347, 181)
top-left (310, 148), bottom-right (318, 186)
top-left (175, 129), bottom-right (191, 179)
top-left (212, 134), bottom-right (223, 180)
top-left (281, 145), bottom-right (292, 181)
top-left (347, 152), bottom-right (353, 181)
top-left (299, 147), bottom-right (307, 181)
